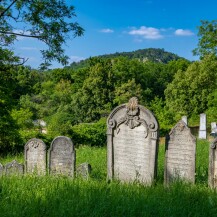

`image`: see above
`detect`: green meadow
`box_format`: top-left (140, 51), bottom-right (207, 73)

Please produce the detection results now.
top-left (0, 140), bottom-right (217, 217)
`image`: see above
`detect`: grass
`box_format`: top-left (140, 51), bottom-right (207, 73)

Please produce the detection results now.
top-left (0, 139), bottom-right (216, 217)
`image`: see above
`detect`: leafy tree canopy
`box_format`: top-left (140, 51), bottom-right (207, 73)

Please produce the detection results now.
top-left (0, 0), bottom-right (84, 69)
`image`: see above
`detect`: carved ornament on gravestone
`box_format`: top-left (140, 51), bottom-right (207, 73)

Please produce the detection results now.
top-left (209, 138), bottom-right (217, 188)
top-left (5, 160), bottom-right (24, 176)
top-left (48, 136), bottom-right (75, 177)
top-left (164, 120), bottom-right (196, 185)
top-left (107, 97), bottom-right (159, 185)
top-left (24, 138), bottom-right (47, 175)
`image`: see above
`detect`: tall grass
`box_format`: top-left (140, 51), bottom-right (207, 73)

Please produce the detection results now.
top-left (0, 139), bottom-right (216, 217)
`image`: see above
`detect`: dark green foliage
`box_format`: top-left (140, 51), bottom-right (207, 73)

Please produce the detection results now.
top-left (71, 118), bottom-right (107, 147)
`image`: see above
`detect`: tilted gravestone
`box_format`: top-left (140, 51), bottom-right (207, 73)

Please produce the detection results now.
top-left (164, 120), bottom-right (196, 185)
top-left (24, 138), bottom-right (47, 175)
top-left (107, 97), bottom-right (159, 185)
top-left (5, 160), bottom-right (24, 176)
top-left (209, 138), bottom-right (217, 188)
top-left (48, 136), bottom-right (75, 176)
top-left (0, 163), bottom-right (3, 176)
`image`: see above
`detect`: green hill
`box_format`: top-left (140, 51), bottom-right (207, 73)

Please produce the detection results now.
top-left (69, 48), bottom-right (185, 70)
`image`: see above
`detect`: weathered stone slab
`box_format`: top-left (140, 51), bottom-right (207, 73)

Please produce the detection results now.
top-left (209, 138), bottom-right (217, 188)
top-left (181, 116), bottom-right (188, 125)
top-left (199, 113), bottom-right (206, 139)
top-left (164, 120), bottom-right (196, 185)
top-left (5, 160), bottom-right (24, 176)
top-left (107, 97), bottom-right (159, 185)
top-left (48, 136), bottom-right (75, 176)
top-left (76, 162), bottom-right (91, 179)
top-left (0, 163), bottom-right (3, 176)
top-left (24, 138), bottom-right (47, 175)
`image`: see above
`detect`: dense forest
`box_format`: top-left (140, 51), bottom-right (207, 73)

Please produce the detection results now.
top-left (0, 1), bottom-right (217, 154)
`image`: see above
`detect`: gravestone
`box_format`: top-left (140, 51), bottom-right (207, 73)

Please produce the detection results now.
top-left (76, 162), bottom-right (92, 179)
top-left (5, 160), bottom-right (24, 176)
top-left (181, 116), bottom-right (188, 125)
top-left (199, 113), bottom-right (207, 139)
top-left (164, 120), bottom-right (196, 185)
top-left (0, 163), bottom-right (3, 176)
top-left (24, 138), bottom-right (47, 175)
top-left (211, 122), bottom-right (217, 137)
top-left (48, 136), bottom-right (75, 176)
top-left (209, 138), bottom-right (217, 188)
top-left (107, 97), bottom-right (159, 185)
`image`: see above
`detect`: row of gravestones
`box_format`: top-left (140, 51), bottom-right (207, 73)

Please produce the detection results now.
top-left (1, 97), bottom-right (216, 187)
top-left (0, 136), bottom-right (91, 179)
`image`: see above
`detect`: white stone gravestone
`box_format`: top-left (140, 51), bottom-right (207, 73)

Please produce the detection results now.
top-left (107, 97), bottom-right (159, 185)
top-left (199, 113), bottom-right (207, 139)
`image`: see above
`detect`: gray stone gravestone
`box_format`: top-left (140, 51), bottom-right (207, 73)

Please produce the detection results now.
top-left (0, 163), bottom-right (3, 176)
top-left (76, 162), bottom-right (91, 179)
top-left (209, 138), bottom-right (217, 188)
top-left (5, 160), bottom-right (24, 176)
top-left (107, 97), bottom-right (159, 185)
top-left (164, 120), bottom-right (196, 185)
top-left (48, 136), bottom-right (75, 176)
top-left (199, 113), bottom-right (207, 139)
top-left (24, 138), bottom-right (47, 175)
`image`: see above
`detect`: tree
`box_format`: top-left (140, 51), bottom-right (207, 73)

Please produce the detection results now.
top-left (193, 20), bottom-right (217, 58)
top-left (0, 0), bottom-right (84, 68)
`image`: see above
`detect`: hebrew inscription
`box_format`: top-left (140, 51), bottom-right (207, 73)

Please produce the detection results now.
top-left (49, 136), bottom-right (75, 177)
top-left (165, 120), bottom-right (196, 185)
top-left (25, 138), bottom-right (47, 175)
top-left (107, 97), bottom-right (159, 185)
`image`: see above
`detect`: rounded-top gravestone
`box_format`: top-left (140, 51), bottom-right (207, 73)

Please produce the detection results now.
top-left (107, 97), bottom-right (159, 185)
top-left (48, 136), bottom-right (75, 177)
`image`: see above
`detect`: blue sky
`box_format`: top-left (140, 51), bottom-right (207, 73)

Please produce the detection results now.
top-left (13, 0), bottom-right (217, 68)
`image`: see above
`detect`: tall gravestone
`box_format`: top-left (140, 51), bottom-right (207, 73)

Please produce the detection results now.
top-left (24, 138), bottom-right (47, 175)
top-left (209, 138), bottom-right (217, 188)
top-left (199, 113), bottom-right (207, 139)
top-left (48, 136), bottom-right (75, 177)
top-left (181, 116), bottom-right (188, 125)
top-left (5, 160), bottom-right (24, 176)
top-left (164, 120), bottom-right (196, 185)
top-left (0, 163), bottom-right (3, 176)
top-left (107, 97), bottom-right (159, 185)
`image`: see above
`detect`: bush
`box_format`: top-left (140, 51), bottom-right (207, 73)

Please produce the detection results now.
top-left (71, 118), bottom-right (107, 147)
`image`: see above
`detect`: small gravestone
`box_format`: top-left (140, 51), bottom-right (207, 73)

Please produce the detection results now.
top-left (107, 97), bottom-right (159, 185)
top-left (5, 160), bottom-right (24, 176)
top-left (181, 116), bottom-right (188, 125)
top-left (165, 120), bottom-right (196, 185)
top-left (24, 138), bottom-right (47, 175)
top-left (76, 162), bottom-right (91, 179)
top-left (199, 113), bottom-right (207, 139)
top-left (0, 163), bottom-right (3, 176)
top-left (48, 136), bottom-right (75, 176)
top-left (209, 138), bottom-right (217, 188)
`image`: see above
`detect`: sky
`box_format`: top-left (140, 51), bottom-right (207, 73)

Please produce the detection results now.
top-left (12, 0), bottom-right (217, 69)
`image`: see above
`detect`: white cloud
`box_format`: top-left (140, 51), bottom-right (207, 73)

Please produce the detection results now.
top-left (70, 56), bottom-right (85, 63)
top-left (174, 29), bottom-right (194, 36)
top-left (100, 28), bottom-right (114, 33)
top-left (128, 26), bottom-right (163, 39)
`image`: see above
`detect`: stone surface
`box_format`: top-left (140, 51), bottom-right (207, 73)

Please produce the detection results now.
top-left (48, 136), bottom-right (75, 176)
top-left (0, 163), bottom-right (3, 176)
top-left (181, 116), bottom-right (188, 125)
top-left (199, 113), bottom-right (207, 139)
top-left (24, 138), bottom-right (47, 175)
top-left (5, 160), bottom-right (24, 176)
top-left (164, 120), bottom-right (196, 185)
top-left (107, 97), bottom-right (159, 185)
top-left (76, 162), bottom-right (91, 179)
top-left (209, 138), bottom-right (217, 188)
